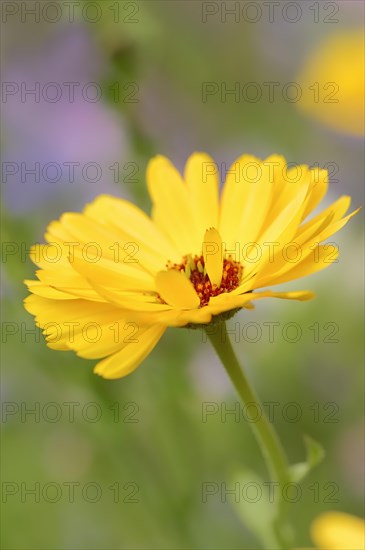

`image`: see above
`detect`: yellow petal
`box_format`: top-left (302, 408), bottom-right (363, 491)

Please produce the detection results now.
top-left (35, 268), bottom-right (101, 301)
top-left (73, 279), bottom-right (172, 314)
top-left (24, 294), bottom-right (128, 354)
top-left (59, 212), bottom-right (160, 274)
top-left (303, 207), bottom-right (360, 248)
top-left (265, 154), bottom-right (287, 207)
top-left (24, 280), bottom-right (77, 300)
top-left (147, 155), bottom-right (199, 254)
top-left (208, 289), bottom-right (314, 315)
top-left (235, 160), bottom-right (274, 244)
top-left (219, 154), bottom-right (264, 247)
top-left (295, 211), bottom-right (336, 248)
top-left (298, 195), bottom-right (351, 238)
top-left (203, 227), bottom-right (223, 287)
top-left (254, 198), bottom-right (356, 287)
top-left (71, 248), bottom-right (156, 293)
top-left (155, 270), bottom-right (200, 309)
top-left (29, 243), bottom-right (70, 269)
top-left (255, 244), bottom-right (339, 288)
top-left (84, 194), bottom-right (179, 265)
top-left (207, 292), bottom-right (256, 313)
top-left (117, 304), bottom-right (214, 328)
top-left (267, 164), bottom-right (310, 222)
top-left (311, 512), bottom-right (365, 550)
top-left (94, 325), bottom-right (166, 379)
top-left (241, 182), bottom-right (310, 283)
top-left (301, 168), bottom-right (329, 220)
top-left (44, 219), bottom-right (74, 242)
top-left (184, 152), bottom-right (219, 238)
top-left (28, 243), bottom-right (103, 301)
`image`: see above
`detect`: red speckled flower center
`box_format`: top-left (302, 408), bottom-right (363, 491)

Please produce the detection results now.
top-left (165, 255), bottom-right (243, 307)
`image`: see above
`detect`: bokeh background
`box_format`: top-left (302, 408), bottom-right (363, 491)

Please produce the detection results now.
top-left (1, 1), bottom-right (364, 548)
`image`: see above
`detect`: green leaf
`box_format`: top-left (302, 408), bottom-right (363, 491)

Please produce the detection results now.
top-left (289, 435), bottom-right (325, 483)
top-left (230, 469), bottom-right (278, 549)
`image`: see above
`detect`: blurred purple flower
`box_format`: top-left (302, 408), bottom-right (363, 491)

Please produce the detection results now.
top-left (2, 25), bottom-right (130, 213)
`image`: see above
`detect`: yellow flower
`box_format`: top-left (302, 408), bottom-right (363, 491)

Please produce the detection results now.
top-left (311, 511), bottom-right (365, 549)
top-left (24, 153), bottom-right (358, 378)
top-left (297, 29), bottom-right (365, 136)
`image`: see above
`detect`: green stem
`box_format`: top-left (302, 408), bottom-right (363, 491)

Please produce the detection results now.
top-left (207, 321), bottom-right (292, 548)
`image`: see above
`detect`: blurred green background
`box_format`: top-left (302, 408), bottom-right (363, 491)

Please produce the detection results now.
top-left (1, 1), bottom-right (364, 548)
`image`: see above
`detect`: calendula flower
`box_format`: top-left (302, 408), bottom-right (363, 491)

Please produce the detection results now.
top-left (24, 153), bottom-right (358, 378)
top-left (311, 511), bottom-right (365, 549)
top-left (297, 29), bottom-right (364, 136)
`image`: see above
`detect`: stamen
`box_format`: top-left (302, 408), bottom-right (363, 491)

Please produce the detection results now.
top-left (163, 254), bottom-right (243, 307)
top-left (187, 255), bottom-right (196, 272)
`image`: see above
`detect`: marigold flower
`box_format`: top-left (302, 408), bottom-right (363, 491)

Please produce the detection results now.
top-left (297, 29), bottom-right (365, 136)
top-left (311, 511), bottom-right (365, 549)
top-left (24, 153), bottom-right (358, 378)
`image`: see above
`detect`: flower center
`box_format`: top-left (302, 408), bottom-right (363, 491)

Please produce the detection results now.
top-left (165, 254), bottom-right (243, 307)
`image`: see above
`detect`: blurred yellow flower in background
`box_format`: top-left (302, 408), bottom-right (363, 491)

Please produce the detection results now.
top-left (311, 511), bottom-right (365, 549)
top-left (24, 153), bottom-right (358, 379)
top-left (297, 29), bottom-right (365, 136)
